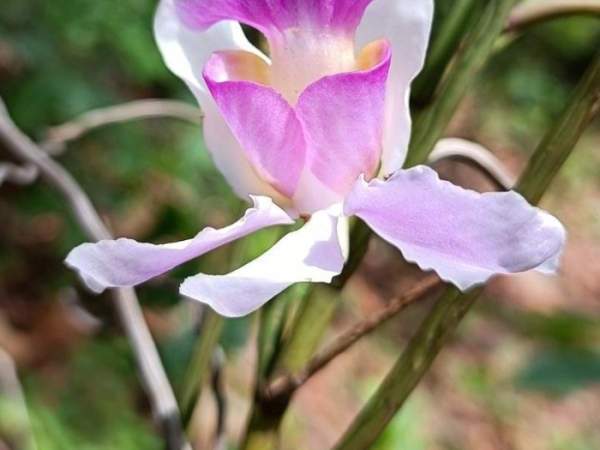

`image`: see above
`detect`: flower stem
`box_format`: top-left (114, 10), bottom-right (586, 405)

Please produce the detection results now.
top-left (241, 218), bottom-right (373, 448)
top-left (412, 0), bottom-right (481, 107)
top-left (275, 284), bottom-right (341, 374)
top-left (331, 36), bottom-right (600, 450)
top-left (179, 308), bottom-right (225, 427)
top-left (331, 286), bottom-right (481, 450)
top-left (406, 0), bottom-right (519, 168)
top-left (517, 47), bottom-right (600, 204)
top-left (257, 284), bottom-right (306, 380)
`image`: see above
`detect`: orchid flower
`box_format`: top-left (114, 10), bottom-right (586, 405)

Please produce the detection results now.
top-left (66, 0), bottom-right (566, 317)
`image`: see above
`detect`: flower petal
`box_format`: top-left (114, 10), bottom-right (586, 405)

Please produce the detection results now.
top-left (65, 196), bottom-right (294, 292)
top-left (356, 0), bottom-right (434, 174)
top-left (295, 40), bottom-right (391, 195)
top-left (344, 166), bottom-right (566, 289)
top-left (154, 0), bottom-right (283, 201)
top-left (204, 52), bottom-right (306, 198)
top-left (175, 0), bottom-right (377, 36)
top-left (180, 209), bottom-right (345, 317)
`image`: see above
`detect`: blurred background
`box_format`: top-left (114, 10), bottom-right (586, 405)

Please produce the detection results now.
top-left (1, 1), bottom-right (600, 449)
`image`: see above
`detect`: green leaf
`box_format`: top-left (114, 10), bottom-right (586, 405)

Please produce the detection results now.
top-left (515, 347), bottom-right (600, 394)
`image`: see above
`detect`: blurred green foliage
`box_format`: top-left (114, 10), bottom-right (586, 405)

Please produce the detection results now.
top-left (515, 348), bottom-right (600, 395)
top-left (25, 338), bottom-right (161, 450)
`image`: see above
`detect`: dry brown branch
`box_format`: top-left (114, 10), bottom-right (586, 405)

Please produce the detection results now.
top-left (264, 274), bottom-right (442, 402)
top-left (42, 99), bottom-right (202, 155)
top-left (0, 98), bottom-right (190, 450)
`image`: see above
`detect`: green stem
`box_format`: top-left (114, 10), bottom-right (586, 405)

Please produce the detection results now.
top-left (257, 286), bottom-right (302, 379)
top-left (412, 0), bottom-right (481, 106)
top-left (517, 47), bottom-right (600, 204)
top-left (274, 284), bottom-right (340, 374)
top-left (241, 216), bottom-right (375, 448)
top-left (332, 40), bottom-right (600, 450)
top-left (241, 285), bottom-right (338, 450)
top-left (331, 286), bottom-right (481, 450)
top-left (406, 0), bottom-right (519, 168)
top-left (179, 309), bottom-right (225, 426)
top-left (240, 401), bottom-right (287, 450)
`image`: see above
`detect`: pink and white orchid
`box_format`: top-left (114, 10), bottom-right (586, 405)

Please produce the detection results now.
top-left (66, 0), bottom-right (565, 317)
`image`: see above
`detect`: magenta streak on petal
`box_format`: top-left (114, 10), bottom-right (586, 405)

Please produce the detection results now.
top-left (65, 196), bottom-right (294, 293)
top-left (204, 52), bottom-right (306, 197)
top-left (295, 41), bottom-right (391, 195)
top-left (180, 209), bottom-right (345, 317)
top-left (176, 0), bottom-right (377, 35)
top-left (344, 166), bottom-right (566, 290)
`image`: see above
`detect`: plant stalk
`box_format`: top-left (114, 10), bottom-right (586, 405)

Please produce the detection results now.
top-left (412, 0), bottom-right (481, 106)
top-left (332, 37), bottom-right (600, 450)
top-left (406, 0), bottom-right (519, 167)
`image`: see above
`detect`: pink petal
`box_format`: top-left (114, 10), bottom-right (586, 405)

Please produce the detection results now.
top-left (344, 166), bottom-right (566, 289)
top-left (180, 210), bottom-right (345, 317)
top-left (65, 196), bottom-right (294, 292)
top-left (295, 40), bottom-right (391, 195)
top-left (356, 0), bottom-right (434, 174)
top-left (175, 0), bottom-right (377, 36)
top-left (154, 0), bottom-right (283, 201)
top-left (204, 52), bottom-right (306, 197)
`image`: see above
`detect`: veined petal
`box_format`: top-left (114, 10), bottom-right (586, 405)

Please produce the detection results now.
top-left (176, 0), bottom-right (377, 36)
top-left (65, 196), bottom-right (294, 292)
top-left (344, 166), bottom-right (566, 289)
top-left (154, 0), bottom-right (284, 201)
top-left (180, 209), bottom-right (345, 317)
top-left (295, 40), bottom-right (391, 195)
top-left (204, 52), bottom-right (306, 198)
top-left (356, 0), bottom-right (434, 174)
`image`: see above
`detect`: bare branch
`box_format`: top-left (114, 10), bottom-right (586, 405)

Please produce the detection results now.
top-left (0, 98), bottom-right (190, 450)
top-left (427, 138), bottom-right (517, 190)
top-left (42, 99), bottom-right (202, 155)
top-left (264, 275), bottom-right (442, 402)
top-left (506, 0), bottom-right (600, 32)
top-left (0, 162), bottom-right (38, 187)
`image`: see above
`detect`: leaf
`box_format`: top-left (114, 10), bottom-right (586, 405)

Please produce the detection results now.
top-left (515, 347), bottom-right (600, 395)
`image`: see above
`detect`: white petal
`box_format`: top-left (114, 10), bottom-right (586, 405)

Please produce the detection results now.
top-left (344, 166), bottom-right (566, 290)
top-left (65, 196), bottom-right (293, 292)
top-left (180, 210), bottom-right (345, 317)
top-left (356, 0), bottom-right (434, 174)
top-left (154, 0), bottom-right (282, 200)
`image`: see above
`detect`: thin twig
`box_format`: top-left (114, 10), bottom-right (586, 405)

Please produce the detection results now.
top-left (0, 98), bottom-right (190, 450)
top-left (427, 138), bottom-right (517, 190)
top-left (264, 275), bottom-right (442, 402)
top-left (0, 162), bottom-right (38, 187)
top-left (42, 99), bottom-right (202, 155)
top-left (0, 348), bottom-right (38, 450)
top-left (505, 0), bottom-right (600, 32)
